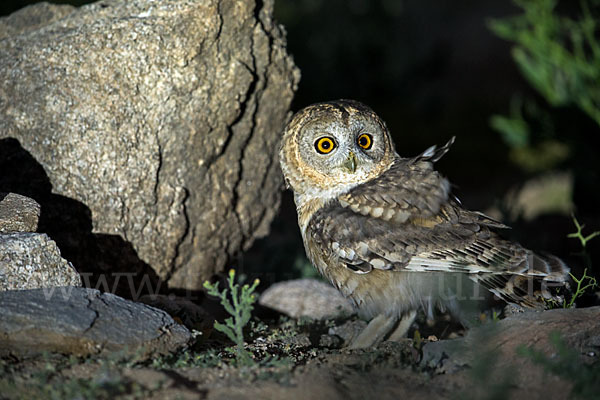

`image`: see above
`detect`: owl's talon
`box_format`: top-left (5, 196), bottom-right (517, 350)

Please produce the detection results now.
top-left (348, 314), bottom-right (398, 349)
top-left (387, 310), bottom-right (417, 342)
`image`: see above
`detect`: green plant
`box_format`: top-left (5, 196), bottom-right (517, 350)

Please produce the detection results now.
top-left (543, 215), bottom-right (599, 309)
top-left (412, 330), bottom-right (423, 351)
top-left (491, 310), bottom-right (500, 322)
top-left (488, 0), bottom-right (599, 174)
top-left (565, 268), bottom-right (598, 308)
top-left (203, 269), bottom-right (260, 366)
top-left (517, 332), bottom-right (600, 399)
top-left (489, 0), bottom-right (600, 126)
top-left (544, 216), bottom-right (599, 309)
top-left (568, 214), bottom-right (600, 248)
top-left (565, 214), bottom-right (599, 307)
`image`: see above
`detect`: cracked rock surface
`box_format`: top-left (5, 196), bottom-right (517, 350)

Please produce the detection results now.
top-left (0, 287), bottom-right (192, 358)
top-left (0, 0), bottom-right (300, 290)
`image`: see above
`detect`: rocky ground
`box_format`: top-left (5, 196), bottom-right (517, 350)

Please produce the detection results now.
top-left (1, 1), bottom-right (598, 399)
top-left (1, 192), bottom-right (599, 400)
top-left (1, 300), bottom-right (599, 400)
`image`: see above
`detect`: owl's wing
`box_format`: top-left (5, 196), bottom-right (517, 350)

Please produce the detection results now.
top-left (338, 137), bottom-right (460, 223)
top-left (308, 138), bottom-right (569, 306)
top-left (309, 203), bottom-right (569, 306)
top-left (309, 200), bottom-right (502, 274)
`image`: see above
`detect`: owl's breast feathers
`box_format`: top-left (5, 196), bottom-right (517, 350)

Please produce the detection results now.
top-left (302, 138), bottom-right (570, 309)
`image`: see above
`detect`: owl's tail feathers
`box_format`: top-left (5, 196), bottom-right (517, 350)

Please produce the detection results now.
top-left (477, 251), bottom-right (571, 309)
top-left (417, 136), bottom-right (456, 163)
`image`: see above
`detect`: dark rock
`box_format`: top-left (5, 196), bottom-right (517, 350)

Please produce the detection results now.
top-left (0, 287), bottom-right (192, 358)
top-left (138, 293), bottom-right (214, 333)
top-left (0, 233), bottom-right (82, 291)
top-left (0, 0), bottom-right (300, 291)
top-left (259, 279), bottom-right (355, 320)
top-left (319, 333), bottom-right (343, 349)
top-left (0, 192), bottom-right (40, 233)
top-left (327, 319), bottom-right (367, 345)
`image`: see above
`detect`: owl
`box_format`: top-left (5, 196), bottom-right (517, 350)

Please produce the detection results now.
top-left (279, 99), bottom-right (570, 349)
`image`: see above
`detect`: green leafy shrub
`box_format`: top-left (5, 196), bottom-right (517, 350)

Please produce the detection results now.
top-left (203, 269), bottom-right (260, 366)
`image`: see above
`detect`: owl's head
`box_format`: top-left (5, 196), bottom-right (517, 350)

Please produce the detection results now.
top-left (280, 100), bottom-right (396, 201)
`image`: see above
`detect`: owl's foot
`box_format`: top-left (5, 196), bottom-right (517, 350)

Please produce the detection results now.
top-left (348, 311), bottom-right (417, 349)
top-left (348, 314), bottom-right (398, 349)
top-left (387, 310), bottom-right (417, 342)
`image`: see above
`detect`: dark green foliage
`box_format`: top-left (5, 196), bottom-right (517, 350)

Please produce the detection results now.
top-left (490, 0), bottom-right (600, 126)
top-left (488, 0), bottom-right (600, 175)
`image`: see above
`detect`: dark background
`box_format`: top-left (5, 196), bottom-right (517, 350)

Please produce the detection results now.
top-left (2, 0), bottom-right (599, 293)
top-left (264, 0), bottom-right (600, 291)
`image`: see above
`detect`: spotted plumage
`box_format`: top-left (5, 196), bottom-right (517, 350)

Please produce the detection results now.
top-left (280, 99), bottom-right (570, 348)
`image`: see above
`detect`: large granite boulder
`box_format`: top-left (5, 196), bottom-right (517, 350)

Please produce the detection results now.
top-left (0, 0), bottom-right (300, 291)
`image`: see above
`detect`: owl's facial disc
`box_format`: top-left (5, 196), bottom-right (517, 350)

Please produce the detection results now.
top-left (280, 100), bottom-right (397, 199)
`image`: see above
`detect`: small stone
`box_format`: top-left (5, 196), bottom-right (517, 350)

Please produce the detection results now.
top-left (328, 319), bottom-right (367, 345)
top-left (0, 192), bottom-right (40, 233)
top-left (0, 232), bottom-right (81, 291)
top-left (319, 334), bottom-right (343, 349)
top-left (259, 278), bottom-right (355, 320)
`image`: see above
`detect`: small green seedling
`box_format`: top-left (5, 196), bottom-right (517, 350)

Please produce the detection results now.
top-left (565, 268), bottom-right (598, 309)
top-left (567, 215), bottom-right (600, 249)
top-left (492, 310), bottom-right (500, 322)
top-left (203, 269), bottom-right (260, 366)
top-left (563, 215), bottom-right (599, 308)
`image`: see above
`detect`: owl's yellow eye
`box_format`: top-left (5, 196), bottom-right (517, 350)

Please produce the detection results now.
top-left (357, 133), bottom-right (373, 150)
top-left (315, 137), bottom-right (336, 154)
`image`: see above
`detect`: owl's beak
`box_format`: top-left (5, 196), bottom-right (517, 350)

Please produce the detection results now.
top-left (343, 151), bottom-right (358, 173)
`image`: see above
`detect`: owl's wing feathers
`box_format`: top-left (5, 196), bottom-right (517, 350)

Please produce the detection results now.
top-left (417, 135), bottom-right (456, 163)
top-left (338, 157), bottom-right (449, 223)
top-left (338, 136), bottom-right (474, 225)
top-left (308, 138), bottom-right (569, 305)
top-left (310, 202), bottom-right (512, 275)
top-left (309, 203), bottom-right (569, 306)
